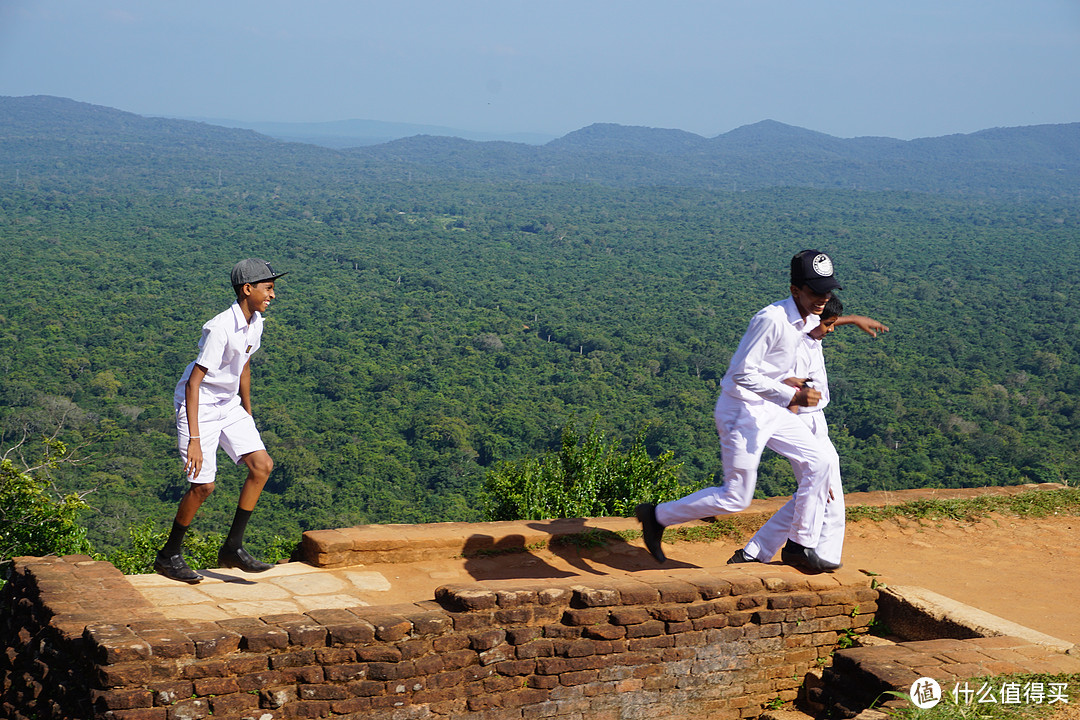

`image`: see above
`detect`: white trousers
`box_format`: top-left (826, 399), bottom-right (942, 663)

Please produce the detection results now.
top-left (743, 412), bottom-right (846, 563)
top-left (655, 395), bottom-right (836, 547)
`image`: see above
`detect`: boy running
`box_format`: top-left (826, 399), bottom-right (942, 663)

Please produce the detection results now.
top-left (638, 250), bottom-right (842, 571)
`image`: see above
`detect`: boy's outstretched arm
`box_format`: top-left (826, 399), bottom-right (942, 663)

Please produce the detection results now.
top-left (834, 315), bottom-right (889, 338)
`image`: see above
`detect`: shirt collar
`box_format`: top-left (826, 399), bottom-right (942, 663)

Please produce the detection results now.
top-left (229, 301), bottom-right (259, 329)
top-left (782, 295), bottom-right (820, 333)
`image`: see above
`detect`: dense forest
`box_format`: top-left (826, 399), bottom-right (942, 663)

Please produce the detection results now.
top-left (1, 96), bottom-right (1079, 559)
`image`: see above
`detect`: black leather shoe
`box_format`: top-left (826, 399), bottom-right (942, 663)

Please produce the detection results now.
top-left (727, 548), bottom-right (760, 564)
top-left (154, 552), bottom-right (203, 584)
top-left (218, 545), bottom-right (273, 573)
top-left (781, 540), bottom-right (841, 572)
top-left (635, 503), bottom-right (667, 564)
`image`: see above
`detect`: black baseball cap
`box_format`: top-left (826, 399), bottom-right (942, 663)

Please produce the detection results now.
top-left (790, 250), bottom-right (842, 295)
top-left (231, 258), bottom-right (288, 286)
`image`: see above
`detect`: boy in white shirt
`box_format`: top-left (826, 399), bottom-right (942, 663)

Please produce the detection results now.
top-left (154, 259), bottom-right (287, 583)
top-left (730, 296), bottom-right (888, 568)
top-left (638, 250), bottom-right (841, 571)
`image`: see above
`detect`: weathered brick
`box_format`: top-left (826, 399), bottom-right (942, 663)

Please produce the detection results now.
top-left (495, 658), bottom-right (536, 676)
top-left (572, 585), bottom-right (620, 607)
top-left (367, 660), bottom-right (416, 681)
top-left (495, 588), bottom-right (538, 608)
top-left (325, 621), bottom-right (375, 646)
top-left (269, 649), bottom-right (317, 669)
top-left (563, 607), bottom-right (609, 626)
top-left (208, 691), bottom-right (258, 715)
top-left (437, 586), bottom-right (497, 611)
top-left (225, 654), bottom-right (267, 675)
top-left (235, 669), bottom-right (289, 692)
top-left (187, 628), bottom-right (241, 658)
top-left (433, 634), bottom-right (470, 652)
top-left (260, 685), bottom-right (298, 709)
top-left (407, 610), bottom-right (453, 636)
top-left (494, 606), bottom-right (533, 624)
top-left (314, 647), bottom-right (355, 664)
top-left (516, 638), bottom-right (555, 659)
top-left (537, 586), bottom-right (573, 606)
top-left (609, 607), bottom-right (650, 626)
top-left (625, 620), bottom-right (666, 638)
top-left (238, 625), bottom-right (290, 652)
top-left (469, 628), bottom-right (507, 650)
top-left (192, 676), bottom-right (239, 696)
top-left (97, 662), bottom-right (150, 688)
top-left (361, 613), bottom-right (413, 642)
top-left (103, 709), bottom-right (168, 720)
top-left (278, 699), bottom-right (332, 718)
top-left (86, 624), bottom-right (153, 664)
top-left (148, 680), bottom-right (193, 706)
top-left (507, 626), bottom-right (541, 644)
top-left (345, 679), bottom-right (387, 697)
top-left (585, 624), bottom-right (626, 641)
top-left (92, 688), bottom-right (153, 711)
top-left (180, 659), bottom-right (229, 680)
top-left (322, 662), bottom-right (366, 682)
top-left (299, 683), bottom-right (350, 700)
top-left (356, 645), bottom-right (402, 662)
top-left (163, 696), bottom-right (209, 720)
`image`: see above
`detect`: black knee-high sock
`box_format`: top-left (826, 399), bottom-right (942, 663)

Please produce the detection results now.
top-left (224, 508), bottom-right (253, 551)
top-left (161, 520), bottom-right (189, 556)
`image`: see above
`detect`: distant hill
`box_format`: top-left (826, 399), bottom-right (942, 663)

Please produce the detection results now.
top-left (186, 116), bottom-right (557, 148)
top-left (2, 95), bottom-right (1079, 197)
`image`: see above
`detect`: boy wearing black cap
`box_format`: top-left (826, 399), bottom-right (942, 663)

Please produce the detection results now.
top-left (637, 249), bottom-right (841, 571)
top-left (154, 259), bottom-right (287, 583)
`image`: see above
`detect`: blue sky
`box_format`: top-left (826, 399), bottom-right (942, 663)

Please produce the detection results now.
top-left (1, 0), bottom-right (1078, 140)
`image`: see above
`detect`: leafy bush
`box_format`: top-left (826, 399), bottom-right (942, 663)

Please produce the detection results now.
top-left (483, 422), bottom-right (685, 521)
top-left (0, 437), bottom-right (93, 586)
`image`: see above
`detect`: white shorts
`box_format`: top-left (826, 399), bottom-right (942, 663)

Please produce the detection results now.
top-left (176, 396), bottom-right (265, 484)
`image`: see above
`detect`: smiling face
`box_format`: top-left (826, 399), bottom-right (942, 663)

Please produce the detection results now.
top-left (242, 280), bottom-right (276, 316)
top-left (790, 283), bottom-right (832, 319)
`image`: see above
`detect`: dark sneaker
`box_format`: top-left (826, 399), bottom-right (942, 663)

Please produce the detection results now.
top-left (635, 502), bottom-right (667, 564)
top-left (781, 540), bottom-right (841, 572)
top-left (218, 545), bottom-right (273, 573)
top-left (727, 548), bottom-right (760, 564)
top-left (154, 552), bottom-right (203, 584)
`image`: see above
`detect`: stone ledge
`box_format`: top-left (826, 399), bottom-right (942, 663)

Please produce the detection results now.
top-left (880, 585), bottom-right (1076, 655)
top-left (300, 484), bottom-right (1067, 567)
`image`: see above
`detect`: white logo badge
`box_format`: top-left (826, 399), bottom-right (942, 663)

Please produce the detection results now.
top-left (910, 677), bottom-right (942, 709)
top-left (812, 253), bottom-right (833, 277)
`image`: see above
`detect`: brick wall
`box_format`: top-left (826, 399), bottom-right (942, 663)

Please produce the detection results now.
top-left (1, 555), bottom-right (876, 720)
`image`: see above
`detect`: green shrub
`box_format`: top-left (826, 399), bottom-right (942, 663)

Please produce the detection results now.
top-left (483, 422), bottom-right (684, 521)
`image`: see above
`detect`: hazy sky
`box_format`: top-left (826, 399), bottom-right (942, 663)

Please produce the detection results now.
top-left (1, 0), bottom-right (1078, 140)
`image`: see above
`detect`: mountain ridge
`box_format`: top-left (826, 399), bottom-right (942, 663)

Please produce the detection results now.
top-left (2, 95), bottom-right (1079, 196)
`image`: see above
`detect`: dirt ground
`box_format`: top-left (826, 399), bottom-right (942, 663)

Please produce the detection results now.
top-left (839, 512), bottom-right (1080, 647)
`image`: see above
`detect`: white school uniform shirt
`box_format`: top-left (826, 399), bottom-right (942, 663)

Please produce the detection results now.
top-left (719, 295), bottom-right (820, 407)
top-left (174, 302), bottom-right (263, 407)
top-left (795, 333), bottom-right (830, 416)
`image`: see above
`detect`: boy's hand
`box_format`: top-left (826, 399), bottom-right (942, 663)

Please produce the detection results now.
top-left (847, 315), bottom-right (890, 338)
top-left (185, 439), bottom-right (203, 480)
top-left (790, 386), bottom-right (821, 408)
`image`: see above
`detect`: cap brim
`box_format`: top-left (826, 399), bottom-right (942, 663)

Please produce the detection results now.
top-left (805, 278), bottom-right (841, 294)
top-left (248, 271), bottom-right (289, 284)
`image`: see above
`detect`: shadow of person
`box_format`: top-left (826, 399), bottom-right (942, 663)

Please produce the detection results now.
top-left (525, 519), bottom-right (699, 574)
top-left (460, 533), bottom-right (577, 582)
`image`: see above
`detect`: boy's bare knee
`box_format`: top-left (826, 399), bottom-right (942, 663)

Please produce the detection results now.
top-left (189, 482), bottom-right (215, 500)
top-left (245, 451), bottom-right (273, 480)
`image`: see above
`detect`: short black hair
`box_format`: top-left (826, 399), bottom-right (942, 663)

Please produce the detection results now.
top-left (820, 295), bottom-right (844, 323)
